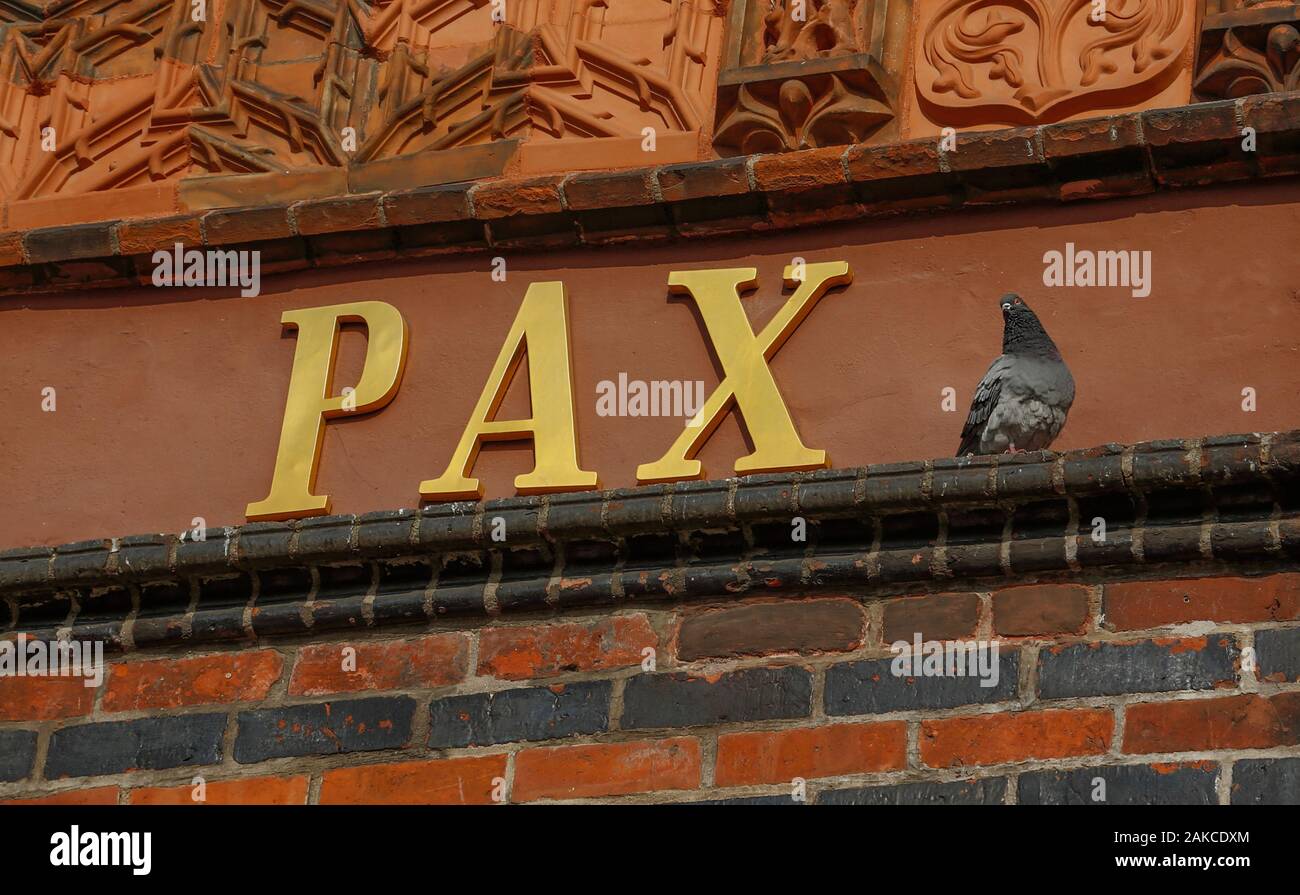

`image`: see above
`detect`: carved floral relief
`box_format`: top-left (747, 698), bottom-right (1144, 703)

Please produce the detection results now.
top-left (712, 0), bottom-right (909, 155)
top-left (912, 0), bottom-right (1196, 128)
top-left (1195, 0), bottom-right (1300, 99)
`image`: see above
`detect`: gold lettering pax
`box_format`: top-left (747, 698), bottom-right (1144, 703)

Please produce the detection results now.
top-left (637, 261), bottom-right (852, 483)
top-left (420, 281), bottom-right (598, 501)
top-left (246, 301), bottom-right (409, 521)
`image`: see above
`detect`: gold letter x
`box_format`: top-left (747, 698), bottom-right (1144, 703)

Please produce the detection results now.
top-left (636, 261), bottom-right (852, 483)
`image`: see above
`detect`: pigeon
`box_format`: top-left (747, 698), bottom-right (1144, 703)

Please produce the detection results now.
top-left (956, 293), bottom-right (1075, 456)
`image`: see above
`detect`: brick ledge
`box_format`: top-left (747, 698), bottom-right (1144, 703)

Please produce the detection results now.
top-left (2, 94), bottom-right (1300, 294)
top-left (2, 430), bottom-right (1298, 652)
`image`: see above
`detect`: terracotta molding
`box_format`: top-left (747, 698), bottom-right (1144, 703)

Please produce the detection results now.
top-left (1, 94), bottom-right (1298, 295)
top-left (1195, 1), bottom-right (1300, 100)
top-left (2, 431), bottom-right (1298, 653)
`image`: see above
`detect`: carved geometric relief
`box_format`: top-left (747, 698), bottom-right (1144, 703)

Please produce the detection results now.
top-left (912, 0), bottom-right (1196, 130)
top-left (1195, 0), bottom-right (1300, 100)
top-left (0, 0), bottom-right (726, 223)
top-left (713, 0), bottom-right (907, 155)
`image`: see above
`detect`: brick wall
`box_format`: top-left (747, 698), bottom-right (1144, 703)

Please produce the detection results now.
top-left (4, 572), bottom-right (1298, 805)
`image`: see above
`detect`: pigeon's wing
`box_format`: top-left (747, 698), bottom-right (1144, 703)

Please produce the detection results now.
top-left (957, 355), bottom-right (1011, 457)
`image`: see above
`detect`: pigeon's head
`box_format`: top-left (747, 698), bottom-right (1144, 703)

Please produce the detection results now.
top-left (999, 292), bottom-right (1059, 357)
top-left (1000, 292), bottom-right (1031, 320)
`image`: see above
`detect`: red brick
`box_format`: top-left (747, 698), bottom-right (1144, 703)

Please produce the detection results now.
top-left (844, 139), bottom-right (943, 182)
top-left (472, 176), bottom-right (565, 219)
top-left (1142, 103), bottom-right (1239, 148)
top-left (562, 169), bottom-right (655, 210)
top-left (716, 722), bottom-right (907, 786)
top-left (383, 183), bottom-right (473, 226)
top-left (513, 737), bottom-right (700, 801)
top-left (675, 598), bottom-right (865, 660)
top-left (0, 674), bottom-right (96, 721)
top-left (477, 615), bottom-right (656, 680)
top-left (1040, 114), bottom-right (1142, 161)
top-left (752, 147), bottom-right (847, 192)
top-left (1104, 574), bottom-right (1300, 630)
top-left (993, 583), bottom-right (1090, 636)
top-left (0, 230), bottom-right (26, 266)
top-left (882, 591), bottom-right (980, 643)
top-left (289, 634), bottom-right (469, 695)
top-left (103, 650), bottom-right (282, 712)
top-left (292, 194), bottom-right (383, 235)
top-left (115, 215), bottom-right (203, 255)
top-left (656, 158), bottom-right (750, 202)
top-left (319, 756), bottom-right (507, 805)
top-left (1, 787), bottom-right (118, 805)
top-left (921, 709), bottom-right (1114, 768)
top-left (944, 126), bottom-right (1042, 171)
top-left (1123, 693), bottom-right (1300, 754)
top-left (202, 205), bottom-right (293, 244)
top-left (128, 776), bottom-right (308, 805)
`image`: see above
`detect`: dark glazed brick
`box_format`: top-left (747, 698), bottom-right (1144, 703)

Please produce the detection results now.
top-left (372, 558), bottom-right (434, 623)
top-left (295, 514), bottom-right (356, 560)
top-left (0, 729), bottom-right (37, 782)
top-left (0, 547), bottom-right (52, 589)
top-left (481, 497), bottom-right (543, 544)
top-left (817, 777), bottom-right (1007, 805)
top-left (238, 521), bottom-right (296, 562)
top-left (234, 696), bottom-right (415, 762)
top-left (26, 222), bottom-right (117, 263)
top-left (862, 462), bottom-right (927, 508)
top-left (117, 534), bottom-right (172, 576)
top-left (824, 650), bottom-right (1018, 715)
top-left (1231, 758), bottom-right (1300, 805)
top-left (46, 715), bottom-right (226, 778)
top-left (1019, 764), bottom-right (1218, 805)
top-left (621, 666), bottom-right (812, 729)
top-left (174, 528), bottom-right (233, 574)
top-left (416, 504), bottom-right (480, 550)
top-left (1037, 637), bottom-right (1237, 698)
top-left (51, 540), bottom-right (112, 581)
top-left (428, 680), bottom-right (610, 747)
top-left (357, 509), bottom-right (416, 552)
top-left (1255, 627), bottom-right (1300, 683)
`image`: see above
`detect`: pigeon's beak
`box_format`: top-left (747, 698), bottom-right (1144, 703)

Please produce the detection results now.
top-left (1001, 302), bottom-right (1012, 312)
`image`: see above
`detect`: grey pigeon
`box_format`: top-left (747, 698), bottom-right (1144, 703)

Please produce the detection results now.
top-left (956, 293), bottom-right (1075, 456)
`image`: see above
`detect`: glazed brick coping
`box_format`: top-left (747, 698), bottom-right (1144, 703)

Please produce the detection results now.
top-left (2, 94), bottom-right (1299, 294)
top-left (2, 430), bottom-right (1298, 653)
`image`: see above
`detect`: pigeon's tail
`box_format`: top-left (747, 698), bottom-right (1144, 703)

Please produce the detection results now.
top-left (955, 433), bottom-right (979, 458)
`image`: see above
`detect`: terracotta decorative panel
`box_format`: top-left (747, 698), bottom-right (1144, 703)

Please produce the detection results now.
top-left (1195, 0), bottom-right (1300, 100)
top-left (712, 0), bottom-right (910, 155)
top-left (907, 0), bottom-right (1197, 134)
top-left (0, 0), bottom-right (725, 226)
